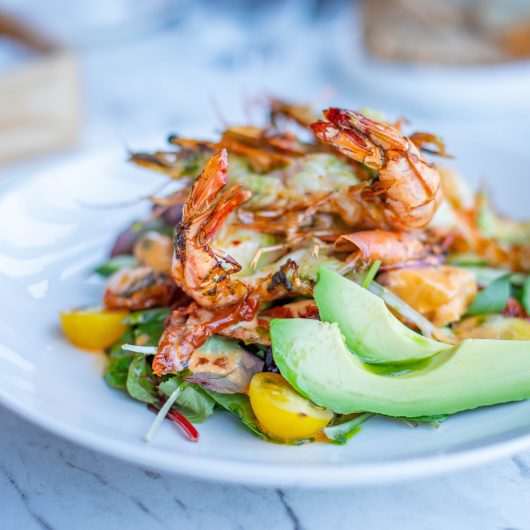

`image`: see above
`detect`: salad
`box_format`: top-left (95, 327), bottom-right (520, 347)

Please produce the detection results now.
top-left (60, 100), bottom-right (530, 445)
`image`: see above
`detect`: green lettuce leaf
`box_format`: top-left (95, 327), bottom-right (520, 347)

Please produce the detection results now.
top-left (396, 413), bottom-right (449, 429)
top-left (126, 355), bottom-right (158, 404)
top-left (123, 307), bottom-right (171, 325)
top-left (467, 274), bottom-right (512, 316)
top-left (159, 377), bottom-right (215, 423)
top-left (104, 329), bottom-right (136, 391)
top-left (522, 277), bottom-right (530, 315)
top-left (202, 389), bottom-right (271, 440)
top-left (104, 309), bottom-right (169, 392)
top-left (324, 412), bottom-right (373, 444)
top-left (94, 255), bottom-right (137, 277)
top-left (133, 319), bottom-right (167, 347)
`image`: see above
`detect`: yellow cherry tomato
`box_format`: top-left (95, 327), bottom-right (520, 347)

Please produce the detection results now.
top-left (249, 372), bottom-right (333, 442)
top-left (60, 307), bottom-right (130, 350)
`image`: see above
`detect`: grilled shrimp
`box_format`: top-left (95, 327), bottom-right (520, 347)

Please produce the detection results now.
top-left (311, 108), bottom-right (443, 231)
top-left (172, 148), bottom-right (332, 308)
top-left (153, 296), bottom-right (261, 375)
top-left (133, 232), bottom-right (173, 275)
top-left (172, 149), bottom-right (252, 308)
top-left (157, 241), bottom-right (338, 375)
top-left (104, 266), bottom-right (179, 311)
top-left (154, 259), bottom-right (311, 374)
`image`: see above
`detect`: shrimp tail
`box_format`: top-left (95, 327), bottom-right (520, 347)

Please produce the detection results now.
top-left (184, 149), bottom-right (230, 221)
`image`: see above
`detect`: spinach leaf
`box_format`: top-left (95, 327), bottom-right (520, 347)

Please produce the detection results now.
top-left (104, 329), bottom-right (136, 391)
top-left (467, 274), bottom-right (512, 316)
top-left (522, 276), bottom-right (530, 315)
top-left (94, 255), bottom-right (137, 277)
top-left (159, 377), bottom-right (215, 423)
top-left (324, 412), bottom-right (373, 445)
top-left (400, 413), bottom-right (449, 428)
top-left (126, 355), bottom-right (158, 404)
top-left (202, 389), bottom-right (270, 440)
top-left (458, 266), bottom-right (526, 288)
top-left (134, 319), bottom-right (167, 347)
top-left (104, 305), bottom-right (167, 404)
top-left (124, 307), bottom-right (171, 325)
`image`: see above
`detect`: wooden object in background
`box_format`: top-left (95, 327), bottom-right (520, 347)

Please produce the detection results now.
top-left (0, 13), bottom-right (81, 165)
top-left (362, 0), bottom-right (530, 64)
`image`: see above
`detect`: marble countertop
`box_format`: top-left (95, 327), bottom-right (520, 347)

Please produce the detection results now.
top-left (2, 2), bottom-right (530, 528)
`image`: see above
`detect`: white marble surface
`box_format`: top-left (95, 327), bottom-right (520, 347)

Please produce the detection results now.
top-left (2, 1), bottom-right (530, 528)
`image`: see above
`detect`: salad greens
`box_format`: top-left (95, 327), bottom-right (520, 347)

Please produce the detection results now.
top-left (105, 308), bottom-right (169, 393)
top-left (104, 329), bottom-right (136, 391)
top-left (467, 274), bottom-right (512, 316)
top-left (159, 377), bottom-right (215, 423)
top-left (94, 255), bottom-right (137, 277)
top-left (124, 307), bottom-right (171, 325)
top-left (202, 389), bottom-right (270, 441)
top-left (126, 355), bottom-right (158, 405)
top-left (522, 277), bottom-right (530, 315)
top-left (361, 260), bottom-right (382, 289)
top-left (104, 307), bottom-right (269, 440)
top-left (324, 413), bottom-right (374, 444)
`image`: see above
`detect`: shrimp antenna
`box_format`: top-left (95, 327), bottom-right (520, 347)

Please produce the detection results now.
top-left (77, 179), bottom-right (172, 210)
top-left (241, 87), bottom-right (258, 125)
top-left (209, 94), bottom-right (229, 129)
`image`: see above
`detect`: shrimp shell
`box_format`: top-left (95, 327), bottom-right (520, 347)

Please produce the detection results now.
top-left (172, 149), bottom-right (252, 308)
top-left (311, 108), bottom-right (443, 231)
top-left (334, 230), bottom-right (428, 268)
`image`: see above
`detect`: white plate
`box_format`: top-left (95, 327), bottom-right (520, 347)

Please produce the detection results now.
top-left (1, 143), bottom-right (530, 488)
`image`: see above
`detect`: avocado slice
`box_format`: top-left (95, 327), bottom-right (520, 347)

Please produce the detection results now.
top-left (314, 268), bottom-right (451, 363)
top-left (271, 318), bottom-right (530, 417)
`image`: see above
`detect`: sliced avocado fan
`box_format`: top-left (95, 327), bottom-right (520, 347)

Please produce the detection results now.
top-left (271, 318), bottom-right (530, 417)
top-left (314, 268), bottom-right (450, 364)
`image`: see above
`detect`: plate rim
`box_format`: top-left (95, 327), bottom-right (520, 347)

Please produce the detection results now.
top-left (3, 389), bottom-right (530, 487)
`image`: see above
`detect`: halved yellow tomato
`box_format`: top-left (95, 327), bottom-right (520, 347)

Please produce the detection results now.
top-left (60, 307), bottom-right (130, 350)
top-left (249, 372), bottom-right (333, 442)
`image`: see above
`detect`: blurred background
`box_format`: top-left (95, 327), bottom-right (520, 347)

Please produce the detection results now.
top-left (1, 0), bottom-right (529, 181)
